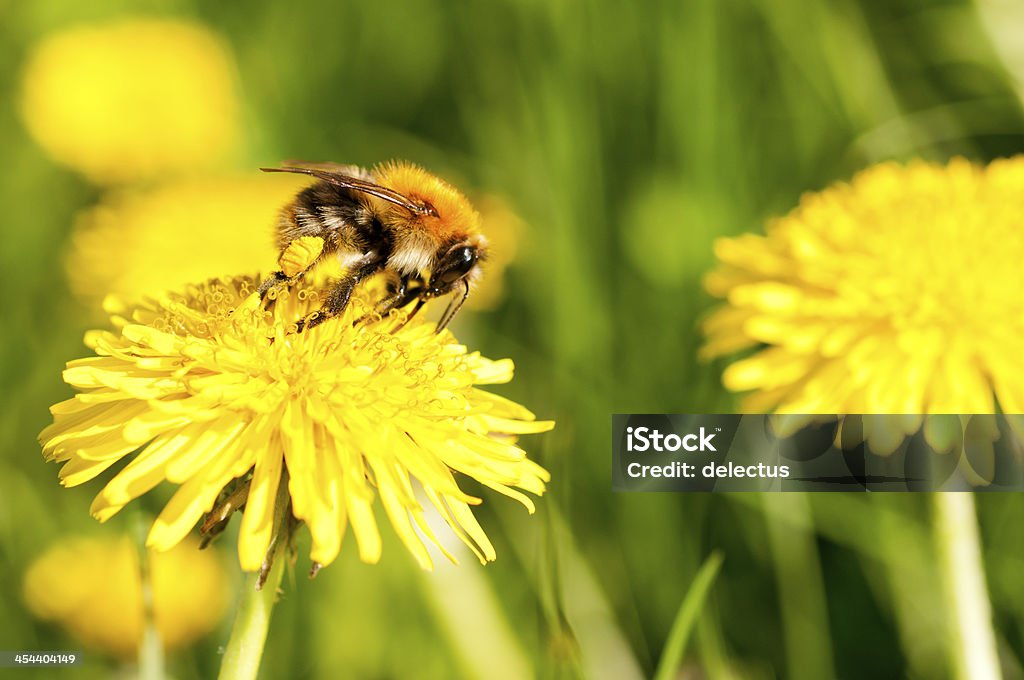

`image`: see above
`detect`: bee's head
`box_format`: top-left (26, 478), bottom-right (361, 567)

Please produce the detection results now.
top-left (427, 236), bottom-right (487, 297)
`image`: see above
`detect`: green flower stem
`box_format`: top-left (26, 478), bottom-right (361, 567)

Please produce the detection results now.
top-left (138, 622), bottom-right (164, 680)
top-left (217, 549), bottom-right (286, 680)
top-left (763, 493), bottom-right (835, 680)
top-left (933, 493), bottom-right (1001, 680)
top-left (135, 513), bottom-right (164, 680)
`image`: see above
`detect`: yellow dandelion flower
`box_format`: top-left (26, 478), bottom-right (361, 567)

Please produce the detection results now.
top-left (20, 18), bottom-right (239, 184)
top-left (40, 277), bottom-right (553, 572)
top-left (66, 173), bottom-right (311, 303)
top-left (23, 534), bottom-right (228, 658)
top-left (702, 157), bottom-right (1024, 418)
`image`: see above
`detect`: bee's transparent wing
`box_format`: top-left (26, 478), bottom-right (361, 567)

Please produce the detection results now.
top-left (279, 160), bottom-right (374, 182)
top-left (261, 163), bottom-right (430, 216)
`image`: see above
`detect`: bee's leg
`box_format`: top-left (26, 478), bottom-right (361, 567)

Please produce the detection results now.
top-left (297, 255), bottom-right (383, 332)
top-left (259, 237), bottom-right (332, 306)
top-left (257, 271), bottom-right (290, 302)
top-left (258, 270), bottom-right (311, 313)
top-left (376, 275), bottom-right (410, 314)
top-left (394, 298), bottom-right (428, 331)
top-left (350, 275), bottom-right (406, 326)
top-left (372, 275), bottom-right (424, 317)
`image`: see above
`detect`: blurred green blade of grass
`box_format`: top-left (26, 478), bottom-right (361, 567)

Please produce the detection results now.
top-left (547, 505), bottom-right (645, 680)
top-left (652, 550), bottom-right (724, 680)
top-left (417, 546), bottom-right (533, 680)
top-left (500, 503), bottom-right (645, 680)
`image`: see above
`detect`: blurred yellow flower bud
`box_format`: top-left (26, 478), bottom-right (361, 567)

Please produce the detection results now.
top-left (20, 18), bottom-right (240, 184)
top-left (23, 535), bottom-right (230, 658)
top-left (65, 173), bottom-right (311, 304)
top-left (468, 195), bottom-right (523, 310)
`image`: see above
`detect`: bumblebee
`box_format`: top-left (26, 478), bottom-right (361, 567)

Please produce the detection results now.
top-left (257, 160), bottom-right (487, 332)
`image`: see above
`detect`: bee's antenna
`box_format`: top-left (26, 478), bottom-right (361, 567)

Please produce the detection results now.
top-left (435, 280), bottom-right (470, 333)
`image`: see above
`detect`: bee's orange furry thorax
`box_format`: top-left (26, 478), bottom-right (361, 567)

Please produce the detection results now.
top-left (373, 160), bottom-right (482, 241)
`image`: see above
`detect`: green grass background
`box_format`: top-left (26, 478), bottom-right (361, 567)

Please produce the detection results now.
top-left (3, 0), bottom-right (1024, 678)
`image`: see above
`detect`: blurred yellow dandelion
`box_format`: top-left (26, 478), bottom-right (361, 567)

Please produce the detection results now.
top-left (23, 535), bottom-right (228, 658)
top-left (703, 157), bottom-right (1024, 417)
top-left (66, 173), bottom-right (311, 303)
top-left (20, 18), bottom-right (239, 184)
top-left (465, 195), bottom-right (524, 310)
top-left (40, 277), bottom-right (553, 572)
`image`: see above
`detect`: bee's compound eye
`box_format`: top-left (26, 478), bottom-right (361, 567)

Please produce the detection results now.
top-left (437, 246), bottom-right (478, 285)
